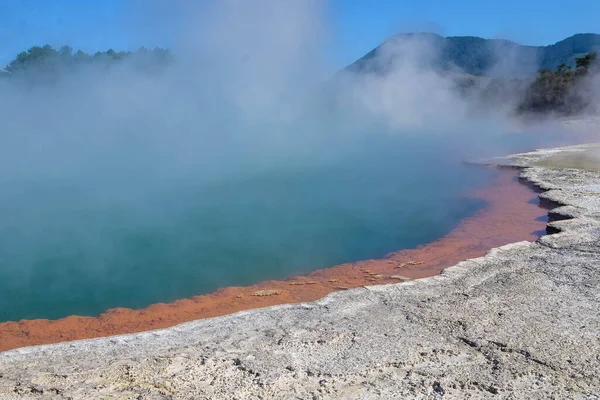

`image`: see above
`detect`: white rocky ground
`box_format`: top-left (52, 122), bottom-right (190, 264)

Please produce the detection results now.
top-left (1, 144), bottom-right (600, 399)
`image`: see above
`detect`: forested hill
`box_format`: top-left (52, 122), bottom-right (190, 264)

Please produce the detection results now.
top-left (0, 45), bottom-right (172, 82)
top-left (347, 33), bottom-right (600, 76)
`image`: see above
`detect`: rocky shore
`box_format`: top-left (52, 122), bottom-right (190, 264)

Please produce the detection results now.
top-left (1, 144), bottom-right (600, 399)
top-left (0, 168), bottom-right (544, 353)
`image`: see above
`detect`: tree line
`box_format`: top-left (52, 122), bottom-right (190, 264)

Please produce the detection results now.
top-left (1, 44), bottom-right (172, 83)
top-left (518, 52), bottom-right (598, 115)
top-left (457, 51), bottom-right (599, 116)
top-left (3, 44), bottom-right (599, 116)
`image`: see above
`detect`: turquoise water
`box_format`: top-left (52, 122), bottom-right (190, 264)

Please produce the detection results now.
top-left (0, 136), bottom-right (495, 322)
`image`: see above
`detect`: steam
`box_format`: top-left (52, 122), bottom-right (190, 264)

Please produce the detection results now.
top-left (0, 1), bottom-right (588, 179)
top-left (337, 34), bottom-right (471, 130)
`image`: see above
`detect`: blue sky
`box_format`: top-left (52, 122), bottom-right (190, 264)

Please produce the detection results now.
top-left (1, 0), bottom-right (599, 68)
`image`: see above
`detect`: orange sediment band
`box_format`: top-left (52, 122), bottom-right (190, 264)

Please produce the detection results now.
top-left (0, 169), bottom-right (548, 353)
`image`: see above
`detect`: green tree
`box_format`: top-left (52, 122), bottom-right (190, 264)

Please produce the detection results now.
top-left (575, 52), bottom-right (598, 69)
top-left (3, 44), bottom-right (174, 83)
top-left (519, 52), bottom-right (598, 115)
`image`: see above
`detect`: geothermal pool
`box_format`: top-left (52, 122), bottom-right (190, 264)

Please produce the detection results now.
top-left (0, 136), bottom-right (495, 322)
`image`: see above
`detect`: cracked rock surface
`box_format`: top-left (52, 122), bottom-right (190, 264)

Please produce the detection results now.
top-left (1, 144), bottom-right (600, 399)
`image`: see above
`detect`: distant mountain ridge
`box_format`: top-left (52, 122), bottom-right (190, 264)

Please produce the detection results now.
top-left (347, 33), bottom-right (600, 76)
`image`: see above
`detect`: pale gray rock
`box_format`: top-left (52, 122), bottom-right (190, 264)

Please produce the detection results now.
top-left (1, 144), bottom-right (600, 399)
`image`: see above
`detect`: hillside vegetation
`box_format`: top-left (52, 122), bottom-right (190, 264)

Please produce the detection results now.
top-left (346, 33), bottom-right (600, 117)
top-left (455, 51), bottom-right (600, 116)
top-left (347, 33), bottom-right (600, 76)
top-left (3, 35), bottom-right (600, 117)
top-left (1, 44), bottom-right (171, 83)
top-left (519, 52), bottom-right (598, 115)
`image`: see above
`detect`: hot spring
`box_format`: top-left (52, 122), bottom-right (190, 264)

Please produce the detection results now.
top-left (0, 133), bottom-right (498, 322)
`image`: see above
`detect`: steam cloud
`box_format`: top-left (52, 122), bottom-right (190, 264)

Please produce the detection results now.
top-left (1, 1), bottom-right (591, 182)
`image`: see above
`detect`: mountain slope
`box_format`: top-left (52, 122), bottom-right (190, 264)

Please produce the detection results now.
top-left (540, 33), bottom-right (600, 70)
top-left (347, 33), bottom-right (600, 76)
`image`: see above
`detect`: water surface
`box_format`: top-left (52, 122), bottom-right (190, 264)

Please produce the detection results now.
top-left (0, 135), bottom-right (494, 321)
